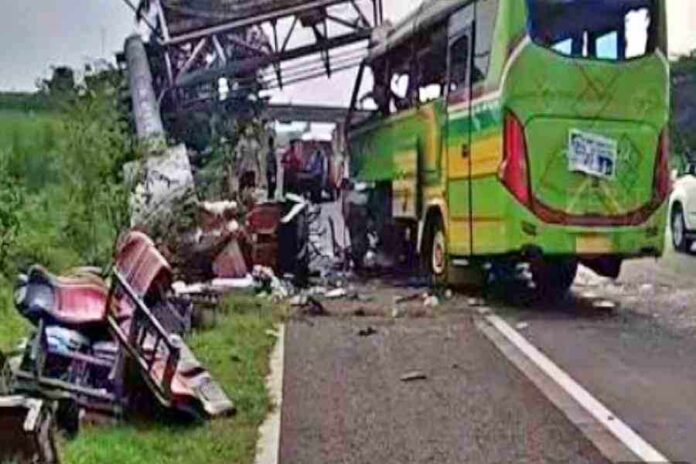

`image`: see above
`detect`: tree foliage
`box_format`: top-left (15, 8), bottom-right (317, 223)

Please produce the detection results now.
top-left (0, 155), bottom-right (23, 273)
top-left (57, 66), bottom-right (134, 265)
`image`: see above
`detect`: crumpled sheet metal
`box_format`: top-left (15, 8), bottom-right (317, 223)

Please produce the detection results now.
top-left (129, 144), bottom-right (197, 230)
top-left (0, 395), bottom-right (59, 464)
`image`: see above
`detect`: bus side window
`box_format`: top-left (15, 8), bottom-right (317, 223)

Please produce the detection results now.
top-left (474, 0), bottom-right (498, 83)
top-left (449, 35), bottom-right (470, 93)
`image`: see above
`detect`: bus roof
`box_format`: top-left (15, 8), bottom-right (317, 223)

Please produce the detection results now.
top-left (367, 0), bottom-right (471, 63)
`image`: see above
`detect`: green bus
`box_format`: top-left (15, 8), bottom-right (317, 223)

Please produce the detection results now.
top-left (344, 0), bottom-right (670, 294)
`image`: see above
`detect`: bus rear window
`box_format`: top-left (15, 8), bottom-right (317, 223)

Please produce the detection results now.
top-left (526, 0), bottom-right (656, 61)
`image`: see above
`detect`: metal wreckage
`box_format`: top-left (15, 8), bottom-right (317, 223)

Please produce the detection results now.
top-left (0, 37), bottom-right (335, 464)
top-left (0, 0), bottom-right (366, 459)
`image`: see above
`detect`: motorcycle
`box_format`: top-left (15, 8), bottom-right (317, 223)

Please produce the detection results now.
top-left (9, 231), bottom-right (234, 421)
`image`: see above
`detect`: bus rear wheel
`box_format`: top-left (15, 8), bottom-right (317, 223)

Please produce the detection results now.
top-left (529, 258), bottom-right (578, 301)
top-left (424, 215), bottom-right (448, 287)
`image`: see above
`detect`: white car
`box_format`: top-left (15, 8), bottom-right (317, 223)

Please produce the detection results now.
top-left (670, 165), bottom-right (696, 252)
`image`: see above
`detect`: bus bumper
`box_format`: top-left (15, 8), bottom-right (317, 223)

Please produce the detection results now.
top-left (495, 199), bottom-right (668, 262)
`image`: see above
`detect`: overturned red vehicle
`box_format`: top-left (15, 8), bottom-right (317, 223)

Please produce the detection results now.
top-left (10, 231), bottom-right (234, 420)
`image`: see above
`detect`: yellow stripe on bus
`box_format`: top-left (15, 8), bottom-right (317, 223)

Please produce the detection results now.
top-left (448, 134), bottom-right (503, 179)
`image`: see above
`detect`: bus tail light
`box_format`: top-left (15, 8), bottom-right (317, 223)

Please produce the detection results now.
top-left (653, 129), bottom-right (671, 204)
top-left (500, 111), bottom-right (531, 207)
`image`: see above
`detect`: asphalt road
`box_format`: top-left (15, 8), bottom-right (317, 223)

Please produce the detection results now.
top-left (279, 316), bottom-right (607, 464)
top-left (277, 214), bottom-right (696, 463)
top-left (496, 246), bottom-right (696, 463)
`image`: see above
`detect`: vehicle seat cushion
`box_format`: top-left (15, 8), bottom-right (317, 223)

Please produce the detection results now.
top-left (26, 266), bottom-right (109, 327)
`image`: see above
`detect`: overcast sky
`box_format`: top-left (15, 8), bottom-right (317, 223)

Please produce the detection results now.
top-left (0, 0), bottom-right (694, 100)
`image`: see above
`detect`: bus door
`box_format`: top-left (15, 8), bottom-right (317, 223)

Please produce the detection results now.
top-left (445, 5), bottom-right (474, 256)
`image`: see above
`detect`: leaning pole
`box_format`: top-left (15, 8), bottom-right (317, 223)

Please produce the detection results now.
top-left (123, 35), bottom-right (196, 231)
top-left (124, 35), bottom-right (166, 149)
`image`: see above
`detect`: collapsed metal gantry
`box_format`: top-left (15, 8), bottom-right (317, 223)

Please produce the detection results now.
top-left (127, 0), bottom-right (384, 114)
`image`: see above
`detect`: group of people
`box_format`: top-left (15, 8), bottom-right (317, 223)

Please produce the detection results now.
top-left (234, 133), bottom-right (329, 203)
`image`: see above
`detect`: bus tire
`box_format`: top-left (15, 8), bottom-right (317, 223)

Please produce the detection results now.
top-left (672, 205), bottom-right (693, 253)
top-left (347, 204), bottom-right (369, 271)
top-left (294, 208), bottom-right (310, 287)
top-left (530, 258), bottom-right (578, 301)
top-left (424, 214), bottom-right (448, 287)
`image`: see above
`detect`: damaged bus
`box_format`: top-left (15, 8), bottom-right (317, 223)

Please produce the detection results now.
top-left (344, 0), bottom-right (670, 294)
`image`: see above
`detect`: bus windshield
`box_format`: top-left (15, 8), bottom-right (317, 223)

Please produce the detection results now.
top-left (526, 0), bottom-right (656, 61)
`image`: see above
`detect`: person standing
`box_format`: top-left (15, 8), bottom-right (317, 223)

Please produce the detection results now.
top-left (267, 136), bottom-right (278, 199)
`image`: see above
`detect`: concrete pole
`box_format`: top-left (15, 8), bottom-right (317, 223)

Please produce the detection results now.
top-left (124, 35), bottom-right (166, 148)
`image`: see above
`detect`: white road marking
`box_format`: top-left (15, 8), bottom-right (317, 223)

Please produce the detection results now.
top-left (254, 323), bottom-right (285, 464)
top-left (481, 313), bottom-right (669, 464)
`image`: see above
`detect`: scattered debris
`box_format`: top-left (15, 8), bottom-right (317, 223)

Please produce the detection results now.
top-left (391, 306), bottom-right (405, 319)
top-left (515, 322), bottom-right (530, 331)
top-left (7, 231), bottom-right (235, 441)
top-left (213, 239), bottom-right (248, 278)
top-left (129, 144), bottom-right (197, 233)
top-left (253, 266), bottom-right (292, 300)
top-left (579, 291), bottom-right (599, 300)
top-left (475, 306), bottom-right (491, 316)
top-left (308, 286), bottom-right (328, 296)
top-left (400, 371), bottom-right (428, 382)
top-left (444, 289), bottom-right (454, 300)
top-left (326, 288), bottom-right (348, 299)
top-left (639, 283), bottom-right (655, 294)
top-left (0, 396), bottom-right (59, 464)
top-left (173, 276), bottom-right (256, 296)
top-left (300, 296), bottom-right (328, 317)
top-left (354, 308), bottom-right (367, 317)
top-left (289, 294), bottom-right (308, 307)
top-left (467, 297), bottom-right (486, 307)
top-left (394, 293), bottom-right (422, 304)
top-left (357, 327), bottom-right (378, 337)
top-left (593, 300), bottom-right (618, 311)
top-left (423, 295), bottom-right (440, 308)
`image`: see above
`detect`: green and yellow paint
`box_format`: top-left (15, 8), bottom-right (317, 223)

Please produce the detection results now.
top-left (348, 0), bottom-right (669, 268)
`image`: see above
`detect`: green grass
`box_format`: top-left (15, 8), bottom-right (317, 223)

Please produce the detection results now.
top-left (0, 109), bottom-right (61, 191)
top-left (0, 106), bottom-right (283, 464)
top-left (62, 295), bottom-right (284, 464)
top-left (0, 109), bottom-right (61, 353)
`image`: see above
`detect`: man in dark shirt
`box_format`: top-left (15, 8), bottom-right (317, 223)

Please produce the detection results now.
top-left (267, 136), bottom-right (278, 199)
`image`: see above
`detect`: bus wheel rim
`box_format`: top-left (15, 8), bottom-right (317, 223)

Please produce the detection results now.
top-left (432, 231), bottom-right (446, 275)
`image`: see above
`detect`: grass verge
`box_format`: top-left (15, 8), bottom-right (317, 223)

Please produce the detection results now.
top-left (62, 294), bottom-right (284, 464)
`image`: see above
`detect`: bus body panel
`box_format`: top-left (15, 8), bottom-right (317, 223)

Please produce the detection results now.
top-left (346, 0), bottom-right (669, 275)
top-left (504, 45), bottom-right (669, 218)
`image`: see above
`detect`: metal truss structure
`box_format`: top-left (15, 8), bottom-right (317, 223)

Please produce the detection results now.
top-left (132, 0), bottom-right (384, 114)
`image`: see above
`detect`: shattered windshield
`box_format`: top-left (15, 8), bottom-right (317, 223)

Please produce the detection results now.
top-left (526, 0), bottom-right (657, 60)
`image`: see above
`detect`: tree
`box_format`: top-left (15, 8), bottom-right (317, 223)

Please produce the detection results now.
top-left (38, 66), bottom-right (77, 105)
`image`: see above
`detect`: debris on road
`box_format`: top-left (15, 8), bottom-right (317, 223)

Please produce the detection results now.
top-left (400, 371), bottom-right (428, 382)
top-left (394, 293), bottom-right (422, 304)
top-left (475, 306), bottom-right (492, 316)
top-left (579, 291), bottom-right (600, 300)
top-left (299, 296), bottom-right (328, 317)
top-left (391, 306), bottom-right (405, 319)
top-left (639, 283), bottom-right (655, 294)
top-left (593, 300), bottom-right (618, 311)
top-left (326, 288), bottom-right (348, 299)
top-left (516, 322), bottom-right (530, 331)
top-left (357, 327), bottom-right (378, 337)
